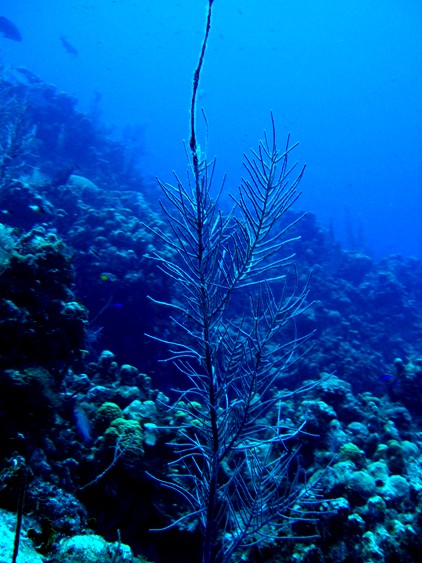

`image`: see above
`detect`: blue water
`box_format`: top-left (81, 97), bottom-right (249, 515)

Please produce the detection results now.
top-left (1, 0), bottom-right (421, 258)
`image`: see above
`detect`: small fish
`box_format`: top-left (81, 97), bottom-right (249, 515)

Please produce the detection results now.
top-left (379, 374), bottom-right (395, 383)
top-left (73, 402), bottom-right (93, 446)
top-left (60, 35), bottom-right (79, 57)
top-left (89, 247), bottom-right (102, 260)
top-left (28, 203), bottom-right (47, 215)
top-left (0, 16), bottom-right (22, 41)
top-left (100, 272), bottom-right (116, 282)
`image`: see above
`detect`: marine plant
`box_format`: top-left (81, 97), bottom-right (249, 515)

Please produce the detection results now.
top-left (148, 1), bottom-right (318, 561)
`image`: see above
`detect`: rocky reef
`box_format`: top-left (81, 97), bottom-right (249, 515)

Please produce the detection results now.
top-left (1, 65), bottom-right (422, 562)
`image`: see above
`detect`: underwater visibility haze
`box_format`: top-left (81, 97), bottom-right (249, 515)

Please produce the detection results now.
top-left (1, 0), bottom-right (422, 257)
top-left (2, 1), bottom-right (422, 563)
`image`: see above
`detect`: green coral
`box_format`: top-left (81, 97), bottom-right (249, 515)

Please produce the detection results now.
top-left (339, 442), bottom-right (366, 468)
top-left (101, 418), bottom-right (144, 475)
top-left (94, 402), bottom-right (123, 432)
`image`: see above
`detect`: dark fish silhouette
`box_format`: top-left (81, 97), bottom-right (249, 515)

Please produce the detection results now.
top-left (60, 35), bottom-right (79, 57)
top-left (0, 16), bottom-right (22, 41)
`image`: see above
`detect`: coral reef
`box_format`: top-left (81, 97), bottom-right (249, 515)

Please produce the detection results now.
top-left (1, 66), bottom-right (422, 562)
top-left (0, 224), bottom-right (87, 370)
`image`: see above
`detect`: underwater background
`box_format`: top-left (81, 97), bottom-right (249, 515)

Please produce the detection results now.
top-left (2, 0), bottom-right (422, 258)
top-left (1, 1), bottom-right (422, 563)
